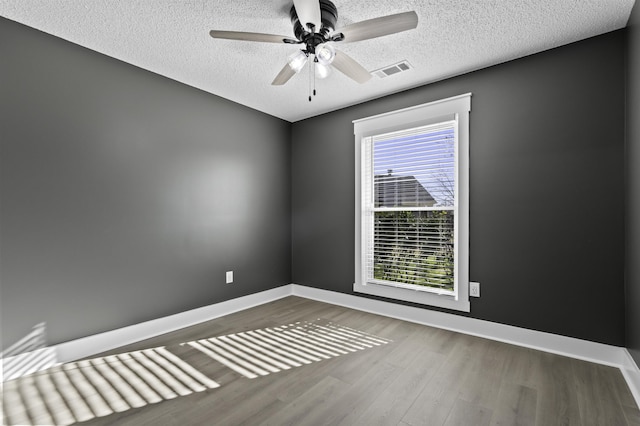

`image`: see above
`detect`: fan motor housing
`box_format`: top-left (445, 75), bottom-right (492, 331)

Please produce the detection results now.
top-left (290, 0), bottom-right (338, 39)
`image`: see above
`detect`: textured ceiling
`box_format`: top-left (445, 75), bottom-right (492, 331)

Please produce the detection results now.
top-left (0, 0), bottom-right (635, 122)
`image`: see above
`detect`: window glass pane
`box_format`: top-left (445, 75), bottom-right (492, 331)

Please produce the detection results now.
top-left (373, 126), bottom-right (455, 207)
top-left (372, 210), bottom-right (454, 291)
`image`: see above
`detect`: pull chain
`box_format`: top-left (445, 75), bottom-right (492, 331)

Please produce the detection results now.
top-left (308, 57), bottom-right (313, 102)
top-left (313, 57), bottom-right (317, 97)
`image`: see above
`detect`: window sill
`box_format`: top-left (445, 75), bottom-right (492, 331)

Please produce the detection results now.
top-left (353, 281), bottom-right (470, 312)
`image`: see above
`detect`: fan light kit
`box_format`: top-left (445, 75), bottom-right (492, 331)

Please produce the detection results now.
top-left (288, 50), bottom-right (309, 73)
top-left (209, 0), bottom-right (418, 101)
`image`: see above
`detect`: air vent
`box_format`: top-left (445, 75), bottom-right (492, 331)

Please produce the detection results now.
top-left (373, 60), bottom-right (413, 79)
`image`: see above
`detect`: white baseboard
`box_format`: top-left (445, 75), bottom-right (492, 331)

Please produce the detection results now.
top-left (54, 285), bottom-right (292, 363)
top-left (8, 282), bottom-right (640, 409)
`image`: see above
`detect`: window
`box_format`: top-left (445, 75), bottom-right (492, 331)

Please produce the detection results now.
top-left (354, 93), bottom-right (471, 312)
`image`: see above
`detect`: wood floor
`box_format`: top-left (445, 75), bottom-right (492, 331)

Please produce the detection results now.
top-left (4, 296), bottom-right (639, 425)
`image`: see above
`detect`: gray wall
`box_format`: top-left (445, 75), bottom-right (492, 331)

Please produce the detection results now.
top-left (292, 30), bottom-right (626, 346)
top-left (626, 3), bottom-right (640, 363)
top-left (0, 18), bottom-right (291, 348)
top-left (0, 14), bottom-right (631, 351)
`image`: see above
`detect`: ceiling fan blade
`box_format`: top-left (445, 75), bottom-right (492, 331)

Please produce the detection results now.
top-left (210, 30), bottom-right (298, 44)
top-left (271, 63), bottom-right (297, 86)
top-left (335, 11), bottom-right (418, 43)
top-left (293, 0), bottom-right (322, 31)
top-left (332, 49), bottom-right (372, 84)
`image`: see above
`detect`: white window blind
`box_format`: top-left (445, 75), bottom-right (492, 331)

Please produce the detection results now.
top-left (363, 122), bottom-right (457, 294)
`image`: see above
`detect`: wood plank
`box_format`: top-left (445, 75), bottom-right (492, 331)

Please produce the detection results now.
top-left (534, 353), bottom-right (584, 426)
top-left (500, 344), bottom-right (543, 390)
top-left (401, 334), bottom-right (488, 425)
top-left (354, 346), bottom-right (446, 425)
top-left (321, 361), bottom-right (401, 425)
top-left (572, 359), bottom-right (628, 425)
top-left (443, 398), bottom-right (493, 426)
top-left (490, 382), bottom-right (537, 426)
top-left (256, 375), bottom-right (348, 426)
top-left (457, 339), bottom-right (510, 408)
top-left (624, 406), bottom-right (640, 426)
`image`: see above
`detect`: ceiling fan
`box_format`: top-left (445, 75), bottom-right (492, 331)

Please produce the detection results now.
top-left (209, 0), bottom-right (418, 91)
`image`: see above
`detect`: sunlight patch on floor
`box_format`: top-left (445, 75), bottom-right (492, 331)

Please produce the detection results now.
top-left (1, 347), bottom-right (219, 426)
top-left (1, 320), bottom-right (391, 425)
top-left (184, 320), bottom-right (392, 379)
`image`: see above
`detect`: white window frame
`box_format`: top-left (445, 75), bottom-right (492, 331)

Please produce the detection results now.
top-left (354, 93), bottom-right (471, 312)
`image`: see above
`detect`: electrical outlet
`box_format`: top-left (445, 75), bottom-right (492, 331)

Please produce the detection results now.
top-left (470, 281), bottom-right (480, 297)
top-left (226, 271), bottom-right (233, 284)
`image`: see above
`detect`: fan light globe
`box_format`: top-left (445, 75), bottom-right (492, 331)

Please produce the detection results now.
top-left (315, 62), bottom-right (332, 79)
top-left (288, 50), bottom-right (308, 73)
top-left (315, 43), bottom-right (336, 65)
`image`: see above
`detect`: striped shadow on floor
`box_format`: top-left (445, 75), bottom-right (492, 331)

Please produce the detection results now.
top-left (2, 347), bottom-right (219, 426)
top-left (183, 320), bottom-right (393, 379)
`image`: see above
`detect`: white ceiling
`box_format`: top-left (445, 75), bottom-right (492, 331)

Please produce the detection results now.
top-left (0, 0), bottom-right (635, 122)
